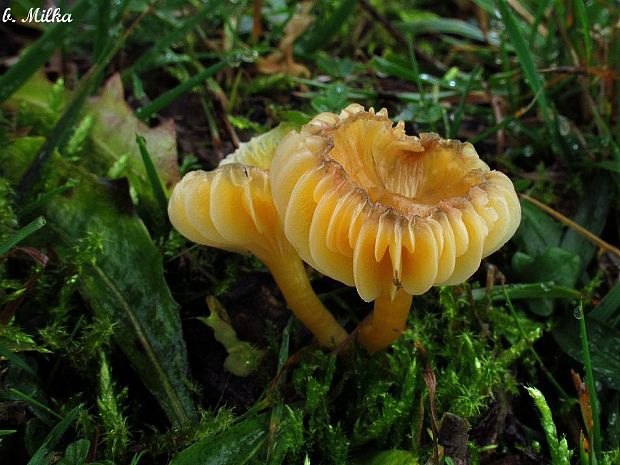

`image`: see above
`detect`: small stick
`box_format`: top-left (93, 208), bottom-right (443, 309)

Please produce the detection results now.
top-left (520, 193), bottom-right (620, 259)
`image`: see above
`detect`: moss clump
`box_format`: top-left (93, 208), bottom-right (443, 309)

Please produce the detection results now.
top-left (285, 285), bottom-right (541, 464)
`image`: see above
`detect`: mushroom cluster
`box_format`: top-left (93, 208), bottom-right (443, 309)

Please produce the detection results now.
top-left (169, 104), bottom-right (521, 353)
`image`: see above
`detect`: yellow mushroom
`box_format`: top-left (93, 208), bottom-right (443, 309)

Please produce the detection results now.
top-left (168, 127), bottom-right (348, 349)
top-left (270, 104), bottom-right (521, 352)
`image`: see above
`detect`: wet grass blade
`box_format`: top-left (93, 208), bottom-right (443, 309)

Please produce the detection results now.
top-left (0, 0), bottom-right (91, 103)
top-left (27, 405), bottom-right (82, 465)
top-left (94, 0), bottom-right (112, 62)
top-left (396, 17), bottom-right (491, 43)
top-left (297, 0), bottom-right (357, 54)
top-left (10, 388), bottom-right (63, 422)
top-left (136, 135), bottom-right (168, 219)
top-left (0, 216), bottom-right (46, 255)
top-left (449, 67), bottom-right (479, 139)
top-left (0, 342), bottom-right (36, 375)
top-left (19, 179), bottom-right (79, 218)
top-left (573, 0), bottom-right (592, 65)
top-left (136, 61), bottom-right (228, 121)
top-left (590, 282), bottom-right (620, 325)
top-left (468, 115), bottom-right (516, 145)
top-left (504, 287), bottom-right (571, 401)
top-left (124, 3), bottom-right (221, 75)
top-left (577, 302), bottom-right (602, 459)
top-left (496, 0), bottom-right (558, 151)
top-left (471, 282), bottom-right (580, 302)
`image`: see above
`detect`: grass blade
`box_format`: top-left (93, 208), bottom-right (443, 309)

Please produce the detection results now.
top-left (136, 61), bottom-right (228, 121)
top-left (0, 0), bottom-right (91, 103)
top-left (0, 342), bottom-right (36, 375)
top-left (27, 405), bottom-right (82, 465)
top-left (590, 282), bottom-right (620, 325)
top-left (573, 0), bottom-right (592, 65)
top-left (0, 216), bottom-right (46, 255)
top-left (19, 179), bottom-right (79, 218)
top-left (297, 0), bottom-right (357, 54)
top-left (496, 0), bottom-right (558, 152)
top-left (9, 388), bottom-right (63, 422)
top-left (471, 282), bottom-right (580, 302)
top-left (94, 0), bottom-right (112, 62)
top-left (449, 67), bottom-right (479, 139)
top-left (396, 17), bottom-right (492, 43)
top-left (135, 135), bottom-right (168, 219)
top-left (504, 288), bottom-right (571, 401)
top-left (124, 3), bottom-right (222, 75)
top-left (577, 302), bottom-right (602, 458)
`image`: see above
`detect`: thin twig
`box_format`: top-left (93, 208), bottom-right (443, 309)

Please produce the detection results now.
top-left (520, 194), bottom-right (620, 259)
top-left (251, 0), bottom-right (263, 43)
top-left (507, 0), bottom-right (548, 37)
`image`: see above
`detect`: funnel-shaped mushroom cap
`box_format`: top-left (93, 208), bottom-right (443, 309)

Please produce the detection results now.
top-left (270, 104), bottom-right (521, 302)
top-left (169, 126), bottom-right (296, 264)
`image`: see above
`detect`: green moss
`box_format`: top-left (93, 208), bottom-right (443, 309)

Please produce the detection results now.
top-left (285, 286), bottom-right (540, 463)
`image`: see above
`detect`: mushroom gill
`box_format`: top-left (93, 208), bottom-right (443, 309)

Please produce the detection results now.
top-left (270, 104), bottom-right (521, 352)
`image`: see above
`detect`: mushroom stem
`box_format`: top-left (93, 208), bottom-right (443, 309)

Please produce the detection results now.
top-left (357, 290), bottom-right (413, 353)
top-left (263, 255), bottom-right (348, 349)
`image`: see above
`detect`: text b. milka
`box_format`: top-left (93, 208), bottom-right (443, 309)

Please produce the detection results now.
top-left (2, 8), bottom-right (73, 23)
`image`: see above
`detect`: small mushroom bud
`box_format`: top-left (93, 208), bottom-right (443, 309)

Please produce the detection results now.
top-left (168, 127), bottom-right (348, 349)
top-left (270, 104), bottom-right (521, 352)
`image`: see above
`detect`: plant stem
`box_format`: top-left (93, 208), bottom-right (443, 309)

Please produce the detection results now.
top-left (578, 302), bottom-right (602, 460)
top-left (504, 286), bottom-right (572, 401)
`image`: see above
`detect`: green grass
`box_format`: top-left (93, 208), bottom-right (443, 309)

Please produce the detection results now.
top-left (1, 1), bottom-right (619, 464)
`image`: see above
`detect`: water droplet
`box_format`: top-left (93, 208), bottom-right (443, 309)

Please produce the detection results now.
top-left (573, 306), bottom-right (584, 319)
top-left (448, 80), bottom-right (456, 88)
top-left (558, 116), bottom-right (570, 136)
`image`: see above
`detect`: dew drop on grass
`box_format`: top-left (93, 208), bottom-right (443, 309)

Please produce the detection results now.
top-left (573, 305), bottom-right (584, 319)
